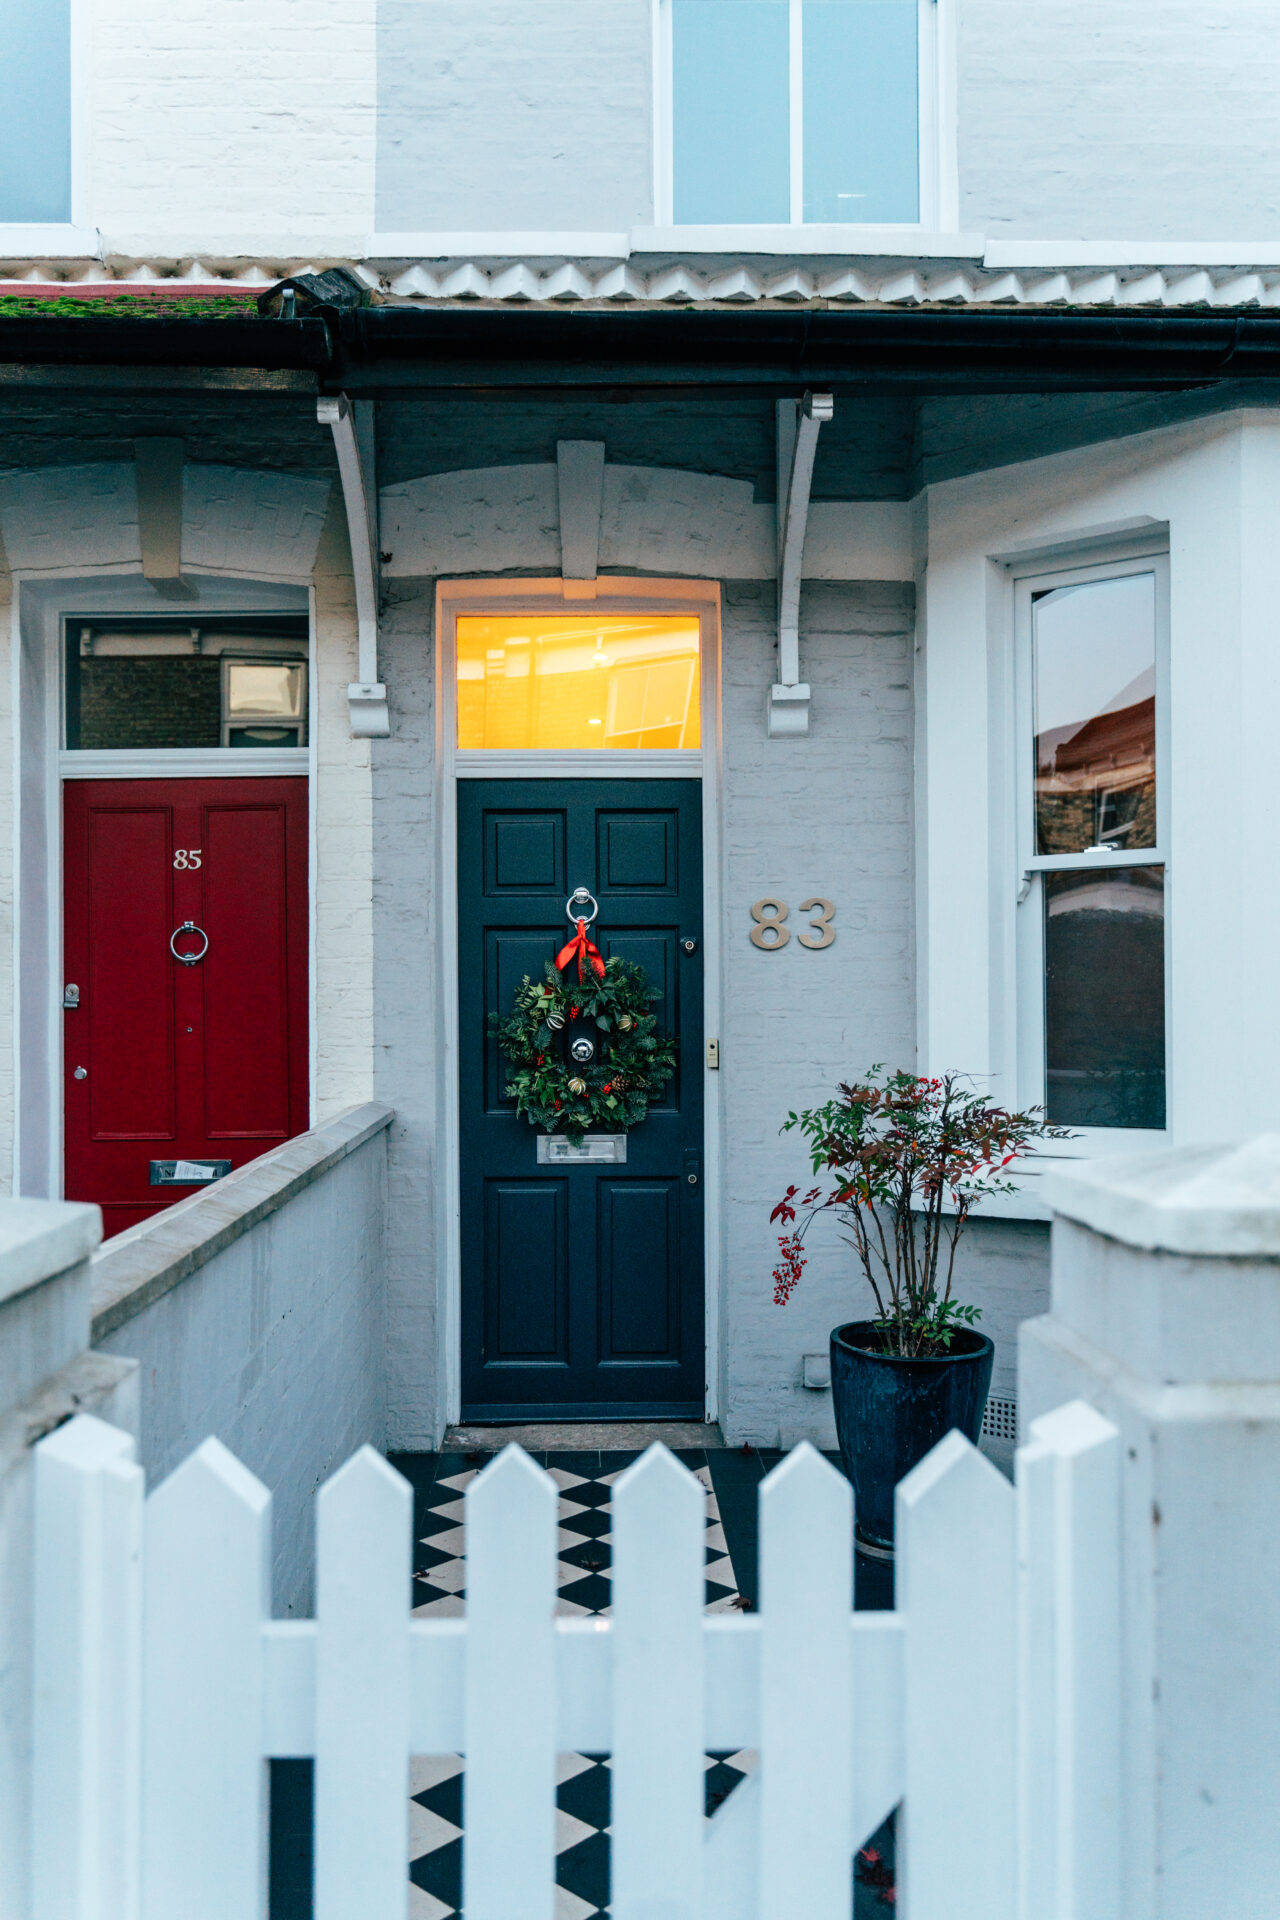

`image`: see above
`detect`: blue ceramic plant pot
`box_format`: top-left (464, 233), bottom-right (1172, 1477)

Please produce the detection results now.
top-left (829, 1320), bottom-right (995, 1551)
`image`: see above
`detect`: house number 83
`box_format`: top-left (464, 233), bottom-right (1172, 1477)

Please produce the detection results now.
top-left (749, 898), bottom-right (836, 949)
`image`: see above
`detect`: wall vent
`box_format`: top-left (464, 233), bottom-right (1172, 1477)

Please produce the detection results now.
top-left (981, 1395), bottom-right (1018, 1445)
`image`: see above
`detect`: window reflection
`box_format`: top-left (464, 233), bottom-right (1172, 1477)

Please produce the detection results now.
top-left (65, 621), bottom-right (308, 750)
top-left (1033, 573), bottom-right (1156, 856)
top-left (1044, 865), bottom-right (1165, 1129)
top-left (456, 616), bottom-right (701, 751)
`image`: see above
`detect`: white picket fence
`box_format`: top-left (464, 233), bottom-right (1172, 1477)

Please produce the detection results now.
top-left (31, 1403), bottom-right (1121, 1920)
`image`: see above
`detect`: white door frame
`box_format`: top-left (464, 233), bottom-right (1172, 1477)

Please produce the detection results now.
top-left (433, 576), bottom-right (724, 1429)
top-left (13, 572), bottom-right (315, 1201)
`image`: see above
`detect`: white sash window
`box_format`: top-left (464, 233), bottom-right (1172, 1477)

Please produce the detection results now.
top-left (1015, 554), bottom-right (1171, 1142)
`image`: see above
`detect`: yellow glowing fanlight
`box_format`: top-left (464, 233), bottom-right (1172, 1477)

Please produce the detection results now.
top-left (456, 615), bottom-right (701, 751)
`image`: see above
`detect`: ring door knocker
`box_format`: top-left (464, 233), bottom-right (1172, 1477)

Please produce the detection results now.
top-left (561, 888), bottom-right (602, 1067)
top-left (169, 920), bottom-right (209, 966)
top-left (564, 886), bottom-right (599, 928)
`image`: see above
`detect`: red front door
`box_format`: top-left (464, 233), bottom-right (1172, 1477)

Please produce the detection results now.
top-left (63, 778), bottom-right (309, 1235)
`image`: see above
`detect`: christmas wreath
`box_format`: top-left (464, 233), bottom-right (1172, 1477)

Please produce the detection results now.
top-left (489, 921), bottom-right (677, 1146)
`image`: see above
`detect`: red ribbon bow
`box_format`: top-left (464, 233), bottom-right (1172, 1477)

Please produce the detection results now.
top-left (556, 918), bottom-right (605, 982)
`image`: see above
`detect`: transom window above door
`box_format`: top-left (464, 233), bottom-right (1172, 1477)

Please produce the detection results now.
top-left (456, 615), bottom-right (702, 752)
top-left (670, 0), bottom-right (922, 225)
top-left (64, 617), bottom-right (309, 752)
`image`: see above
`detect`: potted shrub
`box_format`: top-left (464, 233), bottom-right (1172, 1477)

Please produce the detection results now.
top-left (770, 1067), bottom-right (1069, 1551)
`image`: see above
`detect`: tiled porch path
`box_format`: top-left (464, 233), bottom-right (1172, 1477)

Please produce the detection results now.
top-left (267, 1433), bottom-right (895, 1917)
top-left (397, 1436), bottom-right (754, 1918)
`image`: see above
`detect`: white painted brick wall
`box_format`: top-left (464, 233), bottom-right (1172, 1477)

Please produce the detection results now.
top-left (312, 492), bottom-right (376, 1124)
top-left (90, 0), bottom-right (376, 254)
top-left (376, 0), bottom-right (653, 232)
top-left (718, 581), bottom-right (918, 1445)
top-left (960, 1), bottom-right (1280, 240)
top-left (43, 0), bottom-right (1280, 253)
top-left (94, 1130), bottom-right (389, 1614)
top-left (372, 583), bottom-right (441, 1450)
top-left (0, 542), bottom-right (13, 1196)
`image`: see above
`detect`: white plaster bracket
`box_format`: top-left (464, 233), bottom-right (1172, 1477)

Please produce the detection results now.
top-left (557, 440), bottom-right (606, 599)
top-left (317, 394), bottom-right (389, 738)
top-left (768, 391), bottom-right (834, 738)
top-left (134, 437), bottom-right (194, 600)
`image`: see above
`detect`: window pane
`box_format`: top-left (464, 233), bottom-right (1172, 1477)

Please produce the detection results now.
top-left (66, 625), bottom-right (308, 750)
top-left (1033, 572), bottom-right (1157, 856)
top-left (225, 662), bottom-right (305, 721)
top-left (673, 0), bottom-right (790, 223)
top-left (1044, 865), bottom-right (1166, 1130)
top-left (803, 0), bottom-right (918, 223)
top-left (0, 0), bottom-right (71, 221)
top-left (456, 616), bottom-right (701, 751)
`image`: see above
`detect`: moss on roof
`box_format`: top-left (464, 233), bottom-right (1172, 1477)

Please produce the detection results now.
top-left (0, 293), bottom-right (263, 322)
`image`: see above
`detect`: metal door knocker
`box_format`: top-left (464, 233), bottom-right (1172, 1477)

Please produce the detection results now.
top-left (564, 886), bottom-right (599, 927)
top-left (170, 921), bottom-right (209, 966)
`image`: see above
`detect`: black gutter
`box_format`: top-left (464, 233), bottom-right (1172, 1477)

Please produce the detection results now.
top-left (1, 304), bottom-right (1280, 395)
top-left (0, 314), bottom-right (334, 374)
top-left (325, 307), bottom-right (1280, 395)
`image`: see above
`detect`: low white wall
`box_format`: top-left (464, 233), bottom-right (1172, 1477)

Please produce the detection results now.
top-left (91, 1104), bottom-right (392, 1616)
top-left (0, 1201), bottom-right (136, 1920)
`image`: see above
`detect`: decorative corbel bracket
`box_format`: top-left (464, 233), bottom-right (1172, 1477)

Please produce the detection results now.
top-left (557, 439), bottom-right (606, 600)
top-left (767, 391), bottom-right (834, 738)
top-left (317, 394), bottom-right (390, 738)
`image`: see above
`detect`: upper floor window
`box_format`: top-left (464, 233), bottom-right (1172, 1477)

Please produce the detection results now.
top-left (0, 0), bottom-right (71, 222)
top-left (671, 0), bottom-right (920, 225)
top-left (1016, 558), bottom-right (1169, 1138)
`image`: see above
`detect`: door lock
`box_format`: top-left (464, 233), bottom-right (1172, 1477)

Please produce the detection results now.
top-left (73, 1066), bottom-right (87, 1080)
top-left (681, 937), bottom-right (698, 955)
top-left (684, 1147), bottom-right (701, 1189)
top-left (63, 983), bottom-right (80, 1009)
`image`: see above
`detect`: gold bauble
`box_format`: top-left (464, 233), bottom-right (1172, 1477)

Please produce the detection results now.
top-left (568, 1076), bottom-right (587, 1096)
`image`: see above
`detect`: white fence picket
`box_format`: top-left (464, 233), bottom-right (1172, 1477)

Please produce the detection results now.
top-left (463, 1445), bottom-right (559, 1920)
top-left (33, 1414), bottom-right (144, 1920)
top-left (314, 1447), bottom-right (412, 1920)
top-left (759, 1443), bottom-right (854, 1918)
top-left (140, 1438), bottom-right (270, 1920)
top-left (897, 1431), bottom-right (1018, 1920)
top-left (1016, 1401), bottom-right (1122, 1920)
top-left (611, 1443), bottom-right (706, 1919)
top-left (27, 1408), bottom-right (1134, 1920)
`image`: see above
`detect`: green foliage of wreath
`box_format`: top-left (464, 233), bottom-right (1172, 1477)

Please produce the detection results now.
top-left (489, 956), bottom-right (677, 1146)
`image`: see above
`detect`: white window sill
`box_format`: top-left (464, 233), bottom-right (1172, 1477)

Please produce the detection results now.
top-left (632, 225), bottom-right (985, 258)
top-left (922, 1142), bottom-right (1170, 1225)
top-left (364, 227), bottom-right (985, 263)
top-left (0, 225), bottom-right (100, 258)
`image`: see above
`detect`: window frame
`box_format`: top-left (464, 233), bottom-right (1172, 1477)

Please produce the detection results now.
top-left (1012, 548), bottom-right (1172, 1153)
top-left (653, 0), bottom-right (956, 232)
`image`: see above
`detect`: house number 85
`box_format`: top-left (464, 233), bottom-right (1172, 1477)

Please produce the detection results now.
top-left (749, 898), bottom-right (836, 949)
top-left (173, 849), bottom-right (202, 870)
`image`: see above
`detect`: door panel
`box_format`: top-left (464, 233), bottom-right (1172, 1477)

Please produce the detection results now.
top-left (202, 798), bottom-right (293, 1137)
top-left (63, 778), bottom-right (308, 1236)
top-left (484, 1179), bottom-right (570, 1364)
top-left (85, 806), bottom-right (176, 1140)
top-left (460, 778), bottom-right (704, 1420)
top-left (597, 1180), bottom-right (680, 1361)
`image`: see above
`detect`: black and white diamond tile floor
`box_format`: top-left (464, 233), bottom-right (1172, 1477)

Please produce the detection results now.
top-left (405, 1451), bottom-right (754, 1919)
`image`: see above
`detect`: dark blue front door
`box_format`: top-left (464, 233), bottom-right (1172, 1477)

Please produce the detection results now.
top-left (458, 779), bottom-right (705, 1420)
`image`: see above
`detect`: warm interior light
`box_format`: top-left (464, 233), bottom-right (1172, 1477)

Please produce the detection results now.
top-left (456, 614), bottom-right (701, 750)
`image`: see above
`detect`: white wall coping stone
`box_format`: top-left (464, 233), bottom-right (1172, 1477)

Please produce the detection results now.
top-left (90, 1103), bottom-right (394, 1342)
top-left (1043, 1136), bottom-right (1280, 1258)
top-left (6, 250), bottom-right (1280, 311)
top-left (0, 1200), bottom-right (102, 1309)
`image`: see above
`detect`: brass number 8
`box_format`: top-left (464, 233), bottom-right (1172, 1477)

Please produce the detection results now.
top-left (798, 897), bottom-right (836, 949)
top-left (749, 899), bottom-right (790, 949)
